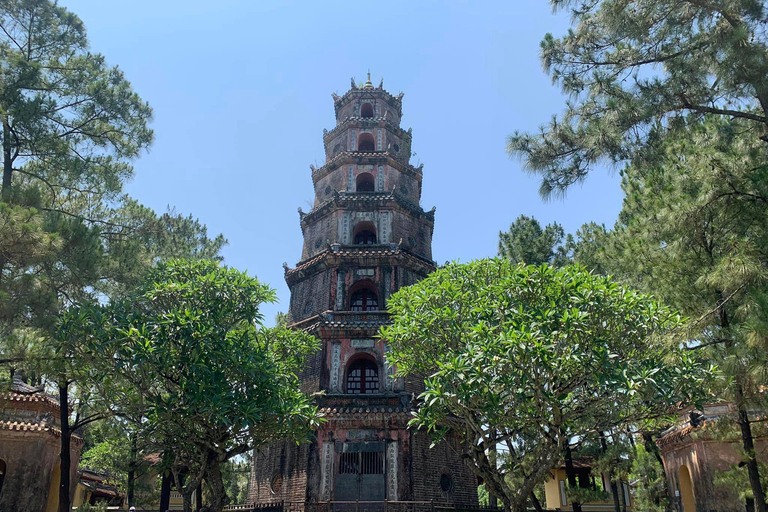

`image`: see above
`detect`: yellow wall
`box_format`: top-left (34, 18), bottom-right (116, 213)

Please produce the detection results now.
top-left (44, 464), bottom-right (61, 512)
top-left (544, 469), bottom-right (633, 511)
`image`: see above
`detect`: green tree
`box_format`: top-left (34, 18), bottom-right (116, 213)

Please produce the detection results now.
top-left (507, 0), bottom-right (768, 198)
top-left (62, 260), bottom-right (321, 512)
top-left (498, 215), bottom-right (569, 266)
top-left (0, 0), bottom-right (153, 205)
top-left (630, 444), bottom-right (669, 512)
top-left (594, 117), bottom-right (768, 510)
top-left (382, 260), bottom-right (707, 512)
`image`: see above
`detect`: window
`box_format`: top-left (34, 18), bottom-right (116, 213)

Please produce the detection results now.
top-left (440, 473), bottom-right (454, 493)
top-left (355, 230), bottom-right (377, 244)
top-left (347, 358), bottom-right (379, 394)
top-left (356, 173), bottom-right (375, 192)
top-left (353, 221), bottom-right (377, 244)
top-left (358, 133), bottom-right (375, 152)
top-left (270, 474), bottom-right (283, 494)
top-left (350, 288), bottom-right (378, 311)
top-left (360, 103), bottom-right (374, 118)
top-left (339, 451), bottom-right (384, 473)
top-left (559, 480), bottom-right (567, 506)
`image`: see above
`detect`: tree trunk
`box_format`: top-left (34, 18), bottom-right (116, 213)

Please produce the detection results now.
top-left (196, 482), bottom-right (203, 512)
top-left (488, 430), bottom-right (498, 508)
top-left (58, 382), bottom-right (72, 512)
top-left (160, 469), bottom-right (172, 512)
top-left (736, 382), bottom-right (767, 512)
top-left (564, 445), bottom-right (583, 512)
top-left (599, 433), bottom-right (621, 512)
top-left (207, 459), bottom-right (227, 512)
top-left (127, 433), bottom-right (137, 507)
top-left (2, 112), bottom-right (12, 202)
top-left (529, 491), bottom-right (544, 512)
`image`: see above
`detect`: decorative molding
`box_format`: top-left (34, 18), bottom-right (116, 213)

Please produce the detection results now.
top-left (351, 339), bottom-right (375, 348)
top-left (335, 271), bottom-right (346, 310)
top-left (387, 441), bottom-right (398, 500)
top-left (330, 342), bottom-right (342, 392)
top-left (320, 442), bottom-right (334, 501)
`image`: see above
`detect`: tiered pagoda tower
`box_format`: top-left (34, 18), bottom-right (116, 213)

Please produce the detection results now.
top-left (249, 76), bottom-right (478, 506)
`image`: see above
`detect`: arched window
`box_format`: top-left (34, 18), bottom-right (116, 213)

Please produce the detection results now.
top-left (0, 459), bottom-right (6, 496)
top-left (360, 103), bottom-right (374, 118)
top-left (350, 287), bottom-right (378, 312)
top-left (358, 133), bottom-right (375, 152)
top-left (355, 230), bottom-right (377, 244)
top-left (353, 221), bottom-right (377, 245)
top-left (346, 358), bottom-right (379, 394)
top-left (356, 173), bottom-right (375, 192)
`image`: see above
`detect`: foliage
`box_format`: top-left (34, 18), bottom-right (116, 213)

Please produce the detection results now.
top-left (220, 459), bottom-right (251, 506)
top-left (0, 0), bottom-right (153, 206)
top-left (478, 484), bottom-right (490, 506)
top-left (591, 116), bottom-right (768, 507)
top-left (61, 259), bottom-right (321, 512)
top-left (382, 259), bottom-right (708, 512)
top-left (507, 0), bottom-right (768, 198)
top-left (498, 215), bottom-right (569, 266)
top-left (629, 444), bottom-right (668, 512)
top-left (72, 502), bottom-right (107, 512)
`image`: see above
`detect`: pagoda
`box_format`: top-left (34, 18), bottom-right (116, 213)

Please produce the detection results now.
top-left (249, 75), bottom-right (478, 506)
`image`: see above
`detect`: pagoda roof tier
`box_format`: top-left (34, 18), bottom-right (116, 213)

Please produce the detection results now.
top-left (285, 244), bottom-right (435, 286)
top-left (312, 152), bottom-right (423, 183)
top-left (323, 116), bottom-right (411, 143)
top-left (332, 84), bottom-right (403, 117)
top-left (300, 191), bottom-right (434, 227)
top-left (290, 310), bottom-right (391, 333)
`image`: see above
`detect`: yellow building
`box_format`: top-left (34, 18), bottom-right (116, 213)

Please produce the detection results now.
top-left (0, 376), bottom-right (83, 512)
top-left (544, 460), bottom-right (632, 511)
top-left (72, 469), bottom-right (124, 508)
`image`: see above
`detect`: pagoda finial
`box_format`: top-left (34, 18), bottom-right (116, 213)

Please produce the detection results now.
top-left (363, 71), bottom-right (374, 89)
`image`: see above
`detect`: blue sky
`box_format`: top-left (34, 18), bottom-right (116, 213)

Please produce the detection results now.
top-left (65, 0), bottom-right (624, 324)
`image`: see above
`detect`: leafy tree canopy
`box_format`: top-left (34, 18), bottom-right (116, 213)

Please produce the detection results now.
top-left (508, 0), bottom-right (768, 197)
top-left (382, 259), bottom-right (708, 512)
top-left (61, 259), bottom-right (321, 512)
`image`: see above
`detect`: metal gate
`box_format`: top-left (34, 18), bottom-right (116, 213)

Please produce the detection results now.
top-left (334, 442), bottom-right (386, 501)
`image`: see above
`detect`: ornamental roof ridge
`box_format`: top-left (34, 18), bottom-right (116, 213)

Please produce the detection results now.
top-left (0, 419), bottom-right (84, 442)
top-left (0, 390), bottom-right (61, 410)
top-left (300, 190), bottom-right (433, 226)
top-left (319, 406), bottom-right (410, 417)
top-left (312, 152), bottom-right (421, 181)
top-left (333, 85), bottom-right (403, 109)
top-left (323, 117), bottom-right (411, 142)
top-left (289, 310), bottom-right (392, 331)
top-left (285, 244), bottom-right (436, 279)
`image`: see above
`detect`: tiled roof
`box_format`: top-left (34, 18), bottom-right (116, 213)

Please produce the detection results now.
top-left (301, 191), bottom-right (433, 226)
top-left (656, 424), bottom-right (696, 449)
top-left (0, 390), bottom-right (61, 410)
top-left (311, 152), bottom-right (422, 181)
top-left (286, 244), bottom-right (435, 280)
top-left (0, 419), bottom-right (83, 443)
top-left (319, 406), bottom-right (410, 417)
top-left (290, 311), bottom-right (392, 331)
top-left (323, 117), bottom-right (410, 142)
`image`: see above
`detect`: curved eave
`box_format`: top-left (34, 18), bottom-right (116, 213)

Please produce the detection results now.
top-left (285, 245), bottom-right (436, 286)
top-left (323, 117), bottom-right (412, 143)
top-left (312, 152), bottom-right (423, 183)
top-left (300, 191), bottom-right (435, 228)
top-left (333, 88), bottom-right (403, 117)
